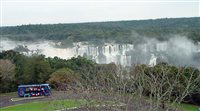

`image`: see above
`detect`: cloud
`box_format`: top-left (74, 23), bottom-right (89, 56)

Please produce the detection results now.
top-left (2, 1), bottom-right (199, 26)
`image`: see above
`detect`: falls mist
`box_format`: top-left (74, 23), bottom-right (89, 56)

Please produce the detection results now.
top-left (1, 36), bottom-right (200, 68)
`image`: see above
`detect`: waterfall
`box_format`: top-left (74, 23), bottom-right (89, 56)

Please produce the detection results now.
top-left (1, 39), bottom-right (200, 68)
top-left (149, 54), bottom-right (157, 67)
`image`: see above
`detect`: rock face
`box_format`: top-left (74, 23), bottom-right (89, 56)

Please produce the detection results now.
top-left (1, 39), bottom-right (200, 68)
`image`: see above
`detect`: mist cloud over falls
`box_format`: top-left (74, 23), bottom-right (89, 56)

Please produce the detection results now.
top-left (0, 36), bottom-right (200, 68)
top-left (134, 36), bottom-right (200, 68)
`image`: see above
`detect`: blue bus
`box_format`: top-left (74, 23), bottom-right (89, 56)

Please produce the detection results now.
top-left (18, 84), bottom-right (51, 97)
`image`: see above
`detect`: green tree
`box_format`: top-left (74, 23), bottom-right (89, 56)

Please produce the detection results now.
top-left (16, 55), bottom-right (52, 84)
top-left (47, 68), bottom-right (81, 91)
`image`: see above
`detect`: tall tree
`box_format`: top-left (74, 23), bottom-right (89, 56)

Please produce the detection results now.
top-left (0, 59), bottom-right (16, 92)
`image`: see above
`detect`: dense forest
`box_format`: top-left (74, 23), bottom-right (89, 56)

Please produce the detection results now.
top-left (1, 17), bottom-right (200, 44)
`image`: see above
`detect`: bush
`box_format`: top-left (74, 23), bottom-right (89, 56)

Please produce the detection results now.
top-left (47, 68), bottom-right (81, 91)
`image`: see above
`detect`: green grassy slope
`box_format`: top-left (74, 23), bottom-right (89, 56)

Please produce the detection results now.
top-left (0, 99), bottom-right (86, 111)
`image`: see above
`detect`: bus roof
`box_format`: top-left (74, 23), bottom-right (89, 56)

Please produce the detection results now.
top-left (18, 84), bottom-right (49, 88)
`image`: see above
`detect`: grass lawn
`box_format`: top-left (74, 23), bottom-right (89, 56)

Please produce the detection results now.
top-left (1, 94), bottom-right (199, 111)
top-left (0, 99), bottom-right (87, 111)
top-left (178, 103), bottom-right (200, 111)
top-left (0, 99), bottom-right (120, 111)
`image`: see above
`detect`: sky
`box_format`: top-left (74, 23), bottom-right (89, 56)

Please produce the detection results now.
top-left (0, 0), bottom-right (199, 26)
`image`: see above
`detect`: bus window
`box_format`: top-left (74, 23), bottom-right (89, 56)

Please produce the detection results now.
top-left (19, 88), bottom-right (24, 96)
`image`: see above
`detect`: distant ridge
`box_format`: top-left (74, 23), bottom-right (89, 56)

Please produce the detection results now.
top-left (1, 17), bottom-right (200, 43)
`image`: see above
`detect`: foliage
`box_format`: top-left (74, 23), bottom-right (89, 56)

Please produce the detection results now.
top-left (64, 56), bottom-right (96, 85)
top-left (47, 56), bottom-right (68, 70)
top-left (20, 55), bottom-right (52, 84)
top-left (0, 50), bottom-right (97, 92)
top-left (129, 63), bottom-right (200, 106)
top-left (65, 56), bottom-right (95, 71)
top-left (47, 68), bottom-right (81, 90)
top-left (0, 51), bottom-right (53, 92)
top-left (1, 17), bottom-right (199, 43)
top-left (0, 50), bottom-right (200, 108)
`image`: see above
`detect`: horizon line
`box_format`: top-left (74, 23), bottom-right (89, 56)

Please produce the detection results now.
top-left (2, 0), bottom-right (199, 3)
top-left (1, 16), bottom-right (199, 27)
